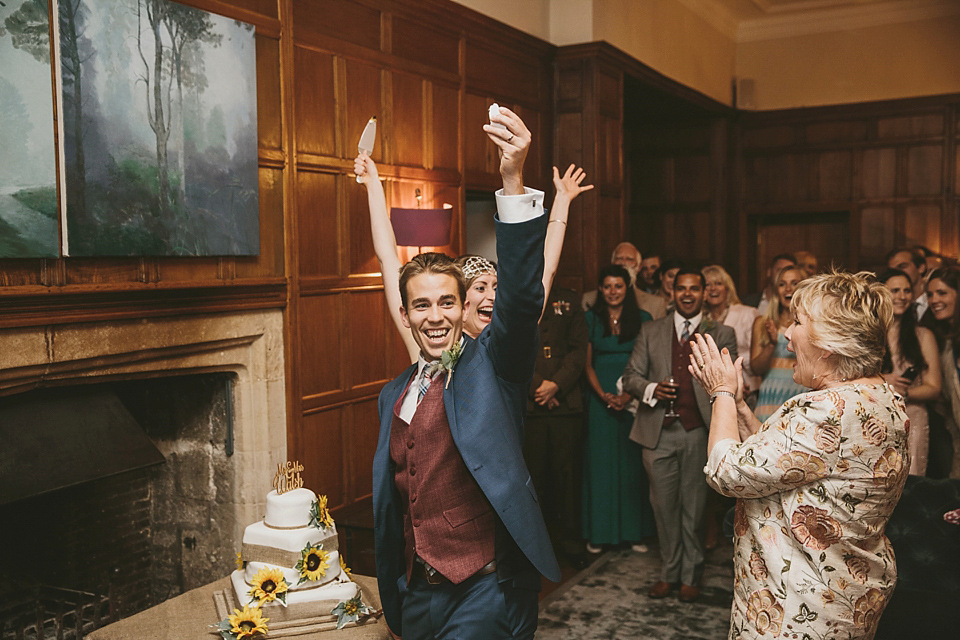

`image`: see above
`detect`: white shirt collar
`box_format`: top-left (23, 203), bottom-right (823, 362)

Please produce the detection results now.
top-left (674, 311), bottom-right (702, 338)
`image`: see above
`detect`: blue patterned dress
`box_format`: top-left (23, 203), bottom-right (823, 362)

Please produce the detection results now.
top-left (754, 328), bottom-right (808, 422)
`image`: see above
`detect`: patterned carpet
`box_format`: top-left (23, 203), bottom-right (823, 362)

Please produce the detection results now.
top-left (536, 542), bottom-right (735, 640)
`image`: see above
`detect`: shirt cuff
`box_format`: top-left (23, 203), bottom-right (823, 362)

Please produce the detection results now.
top-left (495, 187), bottom-right (544, 223)
top-left (642, 383), bottom-right (658, 407)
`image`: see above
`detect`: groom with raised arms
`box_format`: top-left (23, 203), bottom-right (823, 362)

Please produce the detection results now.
top-left (372, 107), bottom-right (560, 640)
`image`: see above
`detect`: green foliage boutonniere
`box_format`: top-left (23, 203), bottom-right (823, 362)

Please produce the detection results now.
top-left (438, 341), bottom-right (463, 389)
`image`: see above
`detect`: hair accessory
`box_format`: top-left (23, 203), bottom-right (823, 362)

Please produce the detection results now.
top-left (461, 256), bottom-right (496, 281)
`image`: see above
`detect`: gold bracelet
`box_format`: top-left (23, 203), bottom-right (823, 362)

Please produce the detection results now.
top-left (548, 219), bottom-right (567, 226)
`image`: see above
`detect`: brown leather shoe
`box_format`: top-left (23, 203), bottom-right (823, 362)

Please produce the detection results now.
top-left (678, 584), bottom-right (701, 602)
top-left (648, 581), bottom-right (676, 599)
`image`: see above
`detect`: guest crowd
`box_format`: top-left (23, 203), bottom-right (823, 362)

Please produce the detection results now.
top-left (522, 239), bottom-right (960, 636)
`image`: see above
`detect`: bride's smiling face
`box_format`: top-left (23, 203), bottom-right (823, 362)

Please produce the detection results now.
top-left (463, 273), bottom-right (497, 337)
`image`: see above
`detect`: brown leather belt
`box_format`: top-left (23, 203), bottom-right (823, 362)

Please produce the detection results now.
top-left (412, 559), bottom-right (497, 585)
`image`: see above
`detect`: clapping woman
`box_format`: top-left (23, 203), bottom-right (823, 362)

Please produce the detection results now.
top-left (691, 270), bottom-right (908, 640)
top-left (582, 265), bottom-right (655, 554)
top-left (879, 268), bottom-right (941, 475)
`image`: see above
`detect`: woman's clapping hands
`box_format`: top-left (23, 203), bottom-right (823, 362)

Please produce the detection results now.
top-left (688, 333), bottom-right (744, 402)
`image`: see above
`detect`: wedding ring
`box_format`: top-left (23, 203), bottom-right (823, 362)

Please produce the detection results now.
top-left (699, 363), bottom-right (705, 370)
top-left (507, 133), bottom-right (514, 142)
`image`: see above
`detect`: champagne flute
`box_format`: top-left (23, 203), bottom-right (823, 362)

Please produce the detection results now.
top-left (664, 376), bottom-right (679, 418)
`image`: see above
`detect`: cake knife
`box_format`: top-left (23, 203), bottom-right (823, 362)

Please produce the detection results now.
top-left (356, 116), bottom-right (377, 183)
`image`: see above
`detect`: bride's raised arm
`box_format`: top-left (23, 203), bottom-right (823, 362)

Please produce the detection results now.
top-left (355, 153), bottom-right (420, 363)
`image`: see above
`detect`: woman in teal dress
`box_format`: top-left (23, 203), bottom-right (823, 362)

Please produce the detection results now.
top-left (583, 264), bottom-right (655, 553)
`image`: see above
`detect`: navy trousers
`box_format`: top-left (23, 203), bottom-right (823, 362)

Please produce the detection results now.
top-left (397, 570), bottom-right (539, 640)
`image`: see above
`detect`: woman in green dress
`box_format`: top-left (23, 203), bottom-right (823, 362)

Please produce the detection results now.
top-left (583, 264), bottom-right (655, 553)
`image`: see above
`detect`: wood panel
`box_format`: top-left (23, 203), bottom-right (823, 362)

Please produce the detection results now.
top-left (345, 399), bottom-right (380, 502)
top-left (392, 73), bottom-right (425, 168)
top-left (392, 16), bottom-right (459, 75)
top-left (431, 82), bottom-right (460, 171)
top-left (860, 207), bottom-right (896, 268)
top-left (301, 407), bottom-right (346, 507)
top-left (294, 46), bottom-right (337, 157)
top-left (862, 148), bottom-right (896, 199)
top-left (348, 176), bottom-right (380, 276)
top-left (296, 171), bottom-right (339, 277)
top-left (345, 59), bottom-right (383, 161)
top-left (907, 145), bottom-right (943, 195)
top-left (299, 293), bottom-right (343, 399)
top-left (345, 290), bottom-right (389, 388)
top-left (293, 0), bottom-right (381, 52)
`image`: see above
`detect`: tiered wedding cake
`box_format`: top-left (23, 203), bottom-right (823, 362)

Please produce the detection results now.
top-left (215, 462), bottom-right (377, 638)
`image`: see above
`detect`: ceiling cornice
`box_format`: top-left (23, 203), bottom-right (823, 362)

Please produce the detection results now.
top-left (737, 0), bottom-right (960, 42)
top-left (673, 0), bottom-right (741, 40)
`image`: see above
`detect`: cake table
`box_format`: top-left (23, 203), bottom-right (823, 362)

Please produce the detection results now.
top-left (86, 574), bottom-right (388, 640)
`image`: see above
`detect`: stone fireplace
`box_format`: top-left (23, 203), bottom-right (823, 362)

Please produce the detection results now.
top-left (0, 310), bottom-right (286, 623)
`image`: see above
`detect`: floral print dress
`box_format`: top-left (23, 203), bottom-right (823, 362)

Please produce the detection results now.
top-left (704, 384), bottom-right (909, 639)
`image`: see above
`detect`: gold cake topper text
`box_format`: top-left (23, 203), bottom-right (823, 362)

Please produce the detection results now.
top-left (273, 460), bottom-right (304, 495)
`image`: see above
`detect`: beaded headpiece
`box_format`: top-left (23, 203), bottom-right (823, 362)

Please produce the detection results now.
top-left (461, 256), bottom-right (496, 281)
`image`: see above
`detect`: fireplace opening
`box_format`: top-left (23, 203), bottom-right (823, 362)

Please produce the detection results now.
top-left (0, 373), bottom-right (237, 635)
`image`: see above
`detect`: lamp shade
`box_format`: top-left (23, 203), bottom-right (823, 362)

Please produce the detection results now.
top-left (390, 207), bottom-right (452, 247)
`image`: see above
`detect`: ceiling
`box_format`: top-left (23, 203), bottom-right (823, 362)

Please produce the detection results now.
top-left (681, 0), bottom-right (960, 41)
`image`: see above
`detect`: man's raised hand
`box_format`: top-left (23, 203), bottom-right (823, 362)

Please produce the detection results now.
top-left (484, 105), bottom-right (530, 195)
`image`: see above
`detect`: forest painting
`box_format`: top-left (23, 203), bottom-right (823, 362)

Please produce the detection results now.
top-left (0, 0), bottom-right (60, 258)
top-left (58, 0), bottom-right (259, 256)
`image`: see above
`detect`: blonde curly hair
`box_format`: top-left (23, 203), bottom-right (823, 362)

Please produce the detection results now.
top-left (790, 270), bottom-right (892, 381)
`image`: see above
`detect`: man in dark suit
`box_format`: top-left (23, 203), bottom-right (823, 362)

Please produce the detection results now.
top-left (523, 286), bottom-right (588, 566)
top-left (622, 268), bottom-right (737, 603)
top-left (372, 107), bottom-right (559, 640)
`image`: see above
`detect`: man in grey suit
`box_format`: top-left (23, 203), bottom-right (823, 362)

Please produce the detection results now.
top-left (622, 268), bottom-right (737, 603)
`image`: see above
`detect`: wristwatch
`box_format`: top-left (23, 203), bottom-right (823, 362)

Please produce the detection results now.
top-left (710, 391), bottom-right (735, 404)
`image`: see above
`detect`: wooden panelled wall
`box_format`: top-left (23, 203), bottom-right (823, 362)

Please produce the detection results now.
top-left (737, 97), bottom-right (960, 292)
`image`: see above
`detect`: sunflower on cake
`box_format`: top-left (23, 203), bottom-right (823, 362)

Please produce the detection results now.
top-left (214, 461), bottom-right (379, 639)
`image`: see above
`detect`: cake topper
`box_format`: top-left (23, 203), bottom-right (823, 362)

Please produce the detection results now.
top-left (273, 461), bottom-right (304, 495)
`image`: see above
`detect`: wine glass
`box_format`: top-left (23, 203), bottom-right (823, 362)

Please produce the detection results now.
top-left (664, 376), bottom-right (679, 418)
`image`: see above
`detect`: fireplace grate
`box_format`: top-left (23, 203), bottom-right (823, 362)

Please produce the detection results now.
top-left (0, 586), bottom-right (115, 640)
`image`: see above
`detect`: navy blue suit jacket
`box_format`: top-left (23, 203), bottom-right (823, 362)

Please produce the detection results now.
top-left (373, 212), bottom-right (560, 634)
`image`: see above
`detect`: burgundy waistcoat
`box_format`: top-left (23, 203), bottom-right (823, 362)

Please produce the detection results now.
top-left (664, 323), bottom-right (706, 431)
top-left (389, 371), bottom-right (496, 583)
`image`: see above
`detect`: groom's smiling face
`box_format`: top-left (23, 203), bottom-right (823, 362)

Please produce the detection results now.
top-left (400, 272), bottom-right (464, 361)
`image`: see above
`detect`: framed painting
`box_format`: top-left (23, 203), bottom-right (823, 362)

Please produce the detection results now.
top-left (0, 0), bottom-right (60, 258)
top-left (56, 0), bottom-right (260, 256)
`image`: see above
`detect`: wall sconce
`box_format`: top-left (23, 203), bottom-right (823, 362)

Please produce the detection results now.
top-left (390, 197), bottom-right (453, 253)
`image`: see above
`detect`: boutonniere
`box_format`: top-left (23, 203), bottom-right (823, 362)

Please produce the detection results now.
top-left (699, 316), bottom-right (716, 332)
top-left (437, 341), bottom-right (463, 389)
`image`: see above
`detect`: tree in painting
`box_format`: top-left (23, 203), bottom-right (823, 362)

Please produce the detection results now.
top-left (60, 0), bottom-right (259, 256)
top-left (0, 0), bottom-right (59, 258)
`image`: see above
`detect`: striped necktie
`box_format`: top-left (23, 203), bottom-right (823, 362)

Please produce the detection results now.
top-left (417, 364), bottom-right (441, 402)
top-left (680, 319), bottom-right (691, 344)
